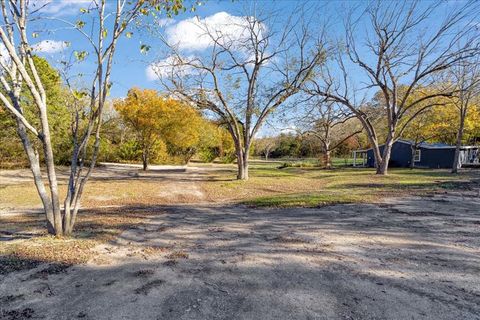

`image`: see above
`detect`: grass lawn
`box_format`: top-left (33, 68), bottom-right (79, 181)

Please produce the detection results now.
top-left (1, 161), bottom-right (478, 210)
top-left (198, 161), bottom-right (479, 207)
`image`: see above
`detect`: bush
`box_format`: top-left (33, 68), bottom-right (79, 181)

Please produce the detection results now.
top-left (198, 148), bottom-right (217, 163)
top-left (220, 152), bottom-right (236, 164)
top-left (116, 140), bottom-right (141, 162)
top-left (278, 161), bottom-right (320, 169)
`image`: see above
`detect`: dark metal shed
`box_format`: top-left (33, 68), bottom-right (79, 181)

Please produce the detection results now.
top-left (352, 140), bottom-right (479, 169)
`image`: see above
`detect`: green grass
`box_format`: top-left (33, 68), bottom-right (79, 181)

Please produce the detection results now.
top-left (1, 162), bottom-right (478, 210)
top-left (243, 192), bottom-right (369, 207)
top-left (251, 157), bottom-right (356, 167)
top-left (235, 164), bottom-right (479, 208)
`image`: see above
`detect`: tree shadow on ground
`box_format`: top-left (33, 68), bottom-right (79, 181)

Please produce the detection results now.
top-left (339, 177), bottom-right (480, 192)
top-left (1, 196), bottom-right (480, 319)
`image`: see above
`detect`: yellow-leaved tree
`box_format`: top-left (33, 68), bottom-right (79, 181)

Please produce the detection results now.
top-left (401, 85), bottom-right (480, 168)
top-left (114, 88), bottom-right (203, 169)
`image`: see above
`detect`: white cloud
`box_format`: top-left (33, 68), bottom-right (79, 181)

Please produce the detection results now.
top-left (146, 55), bottom-right (196, 81)
top-left (280, 126), bottom-right (297, 135)
top-left (147, 12), bottom-right (267, 82)
top-left (165, 11), bottom-right (264, 51)
top-left (158, 18), bottom-right (175, 28)
top-left (146, 64), bottom-right (159, 81)
top-left (32, 40), bottom-right (69, 54)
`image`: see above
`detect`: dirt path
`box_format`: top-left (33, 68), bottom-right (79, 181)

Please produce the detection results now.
top-left (0, 163), bottom-right (210, 214)
top-left (1, 192), bottom-right (479, 319)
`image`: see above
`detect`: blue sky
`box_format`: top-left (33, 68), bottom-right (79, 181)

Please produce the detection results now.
top-left (30, 0), bottom-right (462, 98)
top-left (31, 0), bottom-right (314, 98)
top-left (27, 0), bottom-right (474, 136)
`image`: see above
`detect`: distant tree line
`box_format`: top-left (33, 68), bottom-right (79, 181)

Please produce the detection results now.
top-left (2, 59), bottom-right (479, 171)
top-left (253, 133), bottom-right (364, 161)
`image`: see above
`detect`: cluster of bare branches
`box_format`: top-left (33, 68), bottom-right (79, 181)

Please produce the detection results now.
top-left (294, 94), bottom-right (362, 168)
top-left (306, 0), bottom-right (480, 174)
top-left (153, 5), bottom-right (327, 179)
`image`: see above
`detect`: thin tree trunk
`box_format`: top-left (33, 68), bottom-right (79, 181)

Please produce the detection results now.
top-left (410, 144), bottom-right (416, 169)
top-left (142, 151), bottom-right (148, 171)
top-left (38, 103), bottom-right (63, 235)
top-left (242, 148), bottom-right (249, 180)
top-left (370, 144), bottom-right (382, 172)
top-left (63, 130), bottom-right (81, 235)
top-left (452, 111), bottom-right (466, 173)
top-left (357, 114), bottom-right (384, 174)
top-left (232, 135), bottom-right (245, 180)
top-left (16, 121), bottom-right (56, 234)
top-left (324, 149), bottom-right (332, 169)
top-left (236, 152), bottom-right (244, 180)
top-left (363, 132), bottom-right (383, 173)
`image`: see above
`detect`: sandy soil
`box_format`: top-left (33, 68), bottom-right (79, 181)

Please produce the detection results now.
top-left (1, 191), bottom-right (479, 319)
top-left (1, 164), bottom-right (479, 319)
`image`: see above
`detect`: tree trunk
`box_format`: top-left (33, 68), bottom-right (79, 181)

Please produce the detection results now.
top-left (377, 136), bottom-right (394, 175)
top-left (38, 102), bottom-right (63, 235)
top-left (233, 145), bottom-right (250, 180)
top-left (323, 150), bottom-right (332, 169)
top-left (410, 145), bottom-right (416, 169)
top-left (142, 149), bottom-right (148, 171)
top-left (322, 141), bottom-right (332, 169)
top-left (16, 121), bottom-right (56, 234)
top-left (452, 111), bottom-right (466, 174)
top-left (236, 153), bottom-right (245, 180)
top-left (362, 127), bottom-right (383, 174)
top-left (242, 149), bottom-right (249, 180)
top-left (232, 135), bottom-right (247, 180)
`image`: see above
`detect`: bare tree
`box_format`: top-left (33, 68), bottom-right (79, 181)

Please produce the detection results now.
top-left (254, 136), bottom-right (279, 161)
top-left (297, 95), bottom-right (362, 168)
top-left (308, 0), bottom-right (479, 174)
top-left (450, 58), bottom-right (480, 173)
top-left (402, 108), bottom-right (443, 169)
top-left (153, 7), bottom-right (326, 179)
top-left (0, 0), bottom-right (183, 235)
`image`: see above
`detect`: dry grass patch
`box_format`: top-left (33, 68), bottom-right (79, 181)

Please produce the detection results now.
top-left (165, 251), bottom-right (189, 260)
top-left (0, 236), bottom-right (97, 265)
top-left (0, 180), bottom-right (200, 209)
top-left (0, 207), bottom-right (157, 268)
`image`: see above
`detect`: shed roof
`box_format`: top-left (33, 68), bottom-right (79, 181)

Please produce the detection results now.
top-left (354, 139), bottom-right (479, 152)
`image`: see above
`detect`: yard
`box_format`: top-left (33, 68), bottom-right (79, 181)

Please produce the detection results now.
top-left (2, 0), bottom-right (480, 319)
top-left (1, 162), bottom-right (480, 319)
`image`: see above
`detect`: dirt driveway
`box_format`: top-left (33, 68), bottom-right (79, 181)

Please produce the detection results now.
top-left (1, 192), bottom-right (479, 319)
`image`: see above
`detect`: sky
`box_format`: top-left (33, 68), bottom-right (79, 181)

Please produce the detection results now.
top-left (29, 0), bottom-right (313, 98)
top-left (28, 0), bottom-right (467, 94)
top-left (22, 0), bottom-right (477, 136)
top-left (27, 0), bottom-right (333, 136)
